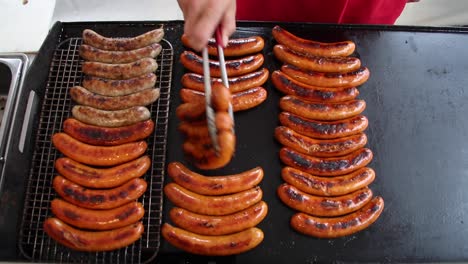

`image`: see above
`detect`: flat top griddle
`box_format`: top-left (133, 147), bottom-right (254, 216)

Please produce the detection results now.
top-left (8, 21), bottom-right (468, 263)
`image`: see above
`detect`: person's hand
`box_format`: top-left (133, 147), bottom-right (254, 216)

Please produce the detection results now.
top-left (177, 0), bottom-right (236, 51)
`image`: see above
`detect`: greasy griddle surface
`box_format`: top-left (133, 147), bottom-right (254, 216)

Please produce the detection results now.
top-left (62, 22), bottom-right (468, 263)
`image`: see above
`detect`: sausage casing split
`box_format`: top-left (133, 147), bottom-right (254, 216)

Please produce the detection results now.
top-left (277, 183), bottom-right (373, 217)
top-left (164, 183), bottom-right (262, 216)
top-left (79, 43), bottom-right (162, 63)
top-left (70, 86), bottom-right (160, 111)
top-left (162, 223), bottom-right (264, 256)
top-left (169, 201), bottom-right (268, 236)
top-left (44, 218), bottom-right (144, 252)
top-left (279, 96), bottom-right (366, 121)
top-left (272, 71), bottom-right (359, 103)
top-left (52, 133), bottom-right (147, 166)
top-left (181, 68), bottom-right (269, 93)
top-left (51, 199), bottom-right (145, 230)
top-left (167, 162), bottom-right (263, 195)
top-left (72, 105), bottom-right (151, 128)
top-left (272, 25), bottom-right (355, 57)
top-left (53, 176), bottom-right (147, 209)
top-left (83, 28), bottom-right (164, 51)
top-left (181, 34), bottom-right (265, 57)
top-left (273, 44), bottom-right (361, 73)
top-left (281, 166), bottom-right (375, 196)
top-left (82, 58), bottom-right (158, 80)
top-left (274, 126), bottom-right (367, 157)
top-left (63, 118), bottom-right (154, 146)
top-left (282, 64), bottom-right (370, 88)
top-left (180, 51), bottom-right (264, 77)
top-left (279, 147), bottom-right (373, 176)
top-left (279, 112), bottom-right (368, 139)
top-left (55, 156), bottom-right (151, 189)
top-left (291, 196), bottom-right (384, 238)
top-left (82, 73), bottom-right (156, 97)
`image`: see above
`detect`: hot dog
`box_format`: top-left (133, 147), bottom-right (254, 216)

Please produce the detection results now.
top-left (180, 51), bottom-right (264, 77)
top-left (52, 133), bottom-right (147, 166)
top-left (83, 28), bottom-right (164, 51)
top-left (167, 162), bottom-right (263, 195)
top-left (55, 156), bottom-right (150, 189)
top-left (274, 126), bottom-right (367, 157)
top-left (82, 73), bottom-right (156, 97)
top-left (290, 196), bottom-right (384, 238)
top-left (181, 34), bottom-right (264, 57)
top-left (281, 166), bottom-right (375, 196)
top-left (82, 58), bottom-right (158, 80)
top-left (176, 101), bottom-right (206, 122)
top-left (53, 176), bottom-right (147, 209)
top-left (272, 25), bottom-right (355, 57)
top-left (79, 43), bottom-right (162, 64)
top-left (277, 183), bottom-right (373, 217)
top-left (51, 199), bottom-right (145, 230)
top-left (72, 105), bottom-right (151, 127)
top-left (63, 118), bottom-right (154, 146)
top-left (180, 87), bottom-right (267, 112)
top-left (169, 201), bottom-right (268, 236)
top-left (181, 68), bottom-right (269, 93)
top-left (272, 71), bottom-right (359, 103)
top-left (161, 223), bottom-right (264, 256)
top-left (279, 112), bottom-right (368, 139)
top-left (70, 86), bottom-right (160, 111)
top-left (279, 147), bottom-right (373, 176)
top-left (273, 44), bottom-right (361, 73)
top-left (164, 183), bottom-right (262, 216)
top-left (211, 82), bottom-right (231, 112)
top-left (282, 64), bottom-right (370, 88)
top-left (44, 218), bottom-right (144, 252)
top-left (179, 121), bottom-right (210, 138)
top-left (279, 96), bottom-right (366, 121)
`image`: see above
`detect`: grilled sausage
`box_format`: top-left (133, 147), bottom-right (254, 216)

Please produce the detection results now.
top-left (282, 64), bottom-right (370, 88)
top-left (273, 44), bottom-right (360, 73)
top-left (53, 176), bottom-right (147, 209)
top-left (44, 218), bottom-right (144, 252)
top-left (179, 121), bottom-right (210, 138)
top-left (180, 51), bottom-right (264, 77)
top-left (55, 156), bottom-right (151, 189)
top-left (176, 101), bottom-right (206, 122)
top-left (82, 58), bottom-right (158, 80)
top-left (83, 28), bottom-right (164, 51)
top-left (162, 223), bottom-right (264, 256)
top-left (183, 130), bottom-right (236, 170)
top-left (211, 82), bottom-right (231, 112)
top-left (72, 105), bottom-right (151, 127)
top-left (82, 73), bottom-right (157, 97)
top-left (63, 118), bottom-right (154, 146)
top-left (51, 199), bottom-right (145, 230)
top-left (272, 71), bottom-right (359, 103)
top-left (181, 34), bottom-right (265, 57)
top-left (279, 112), bottom-right (368, 139)
top-left (164, 183), bottom-right (262, 216)
top-left (272, 25), bottom-right (355, 57)
top-left (169, 201), bottom-right (268, 236)
top-left (279, 96), bottom-right (366, 121)
top-left (180, 87), bottom-right (267, 112)
top-left (52, 133), bottom-right (147, 166)
top-left (70, 86), bottom-right (160, 111)
top-left (167, 162), bottom-right (263, 195)
top-left (279, 147), bottom-right (373, 176)
top-left (181, 68), bottom-right (269, 93)
top-left (79, 43), bottom-right (162, 63)
top-left (275, 126), bottom-right (367, 157)
top-left (291, 196), bottom-right (384, 238)
top-left (281, 166), bottom-right (375, 196)
top-left (277, 183), bottom-right (373, 217)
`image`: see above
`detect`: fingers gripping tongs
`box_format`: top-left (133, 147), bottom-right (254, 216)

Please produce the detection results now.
top-left (202, 26), bottom-right (235, 155)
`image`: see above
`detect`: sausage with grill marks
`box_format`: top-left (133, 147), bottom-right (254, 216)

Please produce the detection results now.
top-left (79, 43), bottom-right (161, 64)
top-left (82, 73), bottom-right (156, 97)
top-left (82, 58), bottom-right (158, 80)
top-left (72, 105), bottom-right (150, 128)
top-left (82, 28), bottom-right (164, 51)
top-left (182, 34), bottom-right (265, 57)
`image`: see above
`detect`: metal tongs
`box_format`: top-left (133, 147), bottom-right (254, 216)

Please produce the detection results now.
top-left (202, 26), bottom-right (235, 155)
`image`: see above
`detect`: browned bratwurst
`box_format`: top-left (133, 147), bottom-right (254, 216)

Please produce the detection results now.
top-left (79, 43), bottom-right (161, 63)
top-left (82, 58), bottom-right (158, 80)
top-left (82, 28), bottom-right (164, 51)
top-left (82, 73), bottom-right (156, 97)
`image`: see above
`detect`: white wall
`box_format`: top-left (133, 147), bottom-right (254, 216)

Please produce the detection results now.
top-left (397, 0), bottom-right (468, 26)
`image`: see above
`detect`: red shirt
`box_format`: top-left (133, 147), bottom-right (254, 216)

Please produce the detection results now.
top-left (236, 0), bottom-right (408, 24)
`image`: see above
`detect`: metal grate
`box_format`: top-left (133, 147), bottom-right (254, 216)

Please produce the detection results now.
top-left (18, 36), bottom-right (173, 263)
